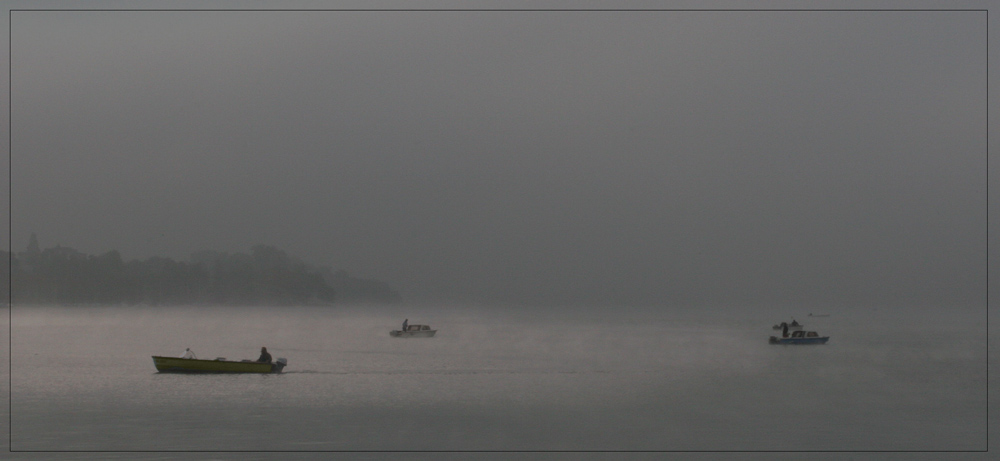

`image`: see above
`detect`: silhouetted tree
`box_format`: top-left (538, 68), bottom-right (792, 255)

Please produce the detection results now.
top-left (10, 241), bottom-right (346, 306)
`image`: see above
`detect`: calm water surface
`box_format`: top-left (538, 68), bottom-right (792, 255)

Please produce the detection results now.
top-left (1, 304), bottom-right (990, 458)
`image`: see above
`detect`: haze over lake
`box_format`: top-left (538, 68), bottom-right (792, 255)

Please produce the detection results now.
top-left (6, 7), bottom-right (985, 309)
top-left (4, 304), bottom-right (989, 456)
top-left (2, 3), bottom-right (992, 459)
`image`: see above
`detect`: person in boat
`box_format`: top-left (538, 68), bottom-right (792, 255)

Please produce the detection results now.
top-left (257, 347), bottom-right (272, 363)
top-left (402, 319), bottom-right (408, 332)
top-left (781, 322), bottom-right (789, 338)
top-left (180, 348), bottom-right (196, 359)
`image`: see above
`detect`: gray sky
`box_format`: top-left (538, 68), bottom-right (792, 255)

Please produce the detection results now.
top-left (4, 5), bottom-right (989, 307)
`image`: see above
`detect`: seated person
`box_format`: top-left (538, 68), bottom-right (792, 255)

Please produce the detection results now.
top-left (257, 347), bottom-right (272, 363)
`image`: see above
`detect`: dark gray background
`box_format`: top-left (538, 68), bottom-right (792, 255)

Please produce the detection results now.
top-left (4, 7), bottom-right (988, 308)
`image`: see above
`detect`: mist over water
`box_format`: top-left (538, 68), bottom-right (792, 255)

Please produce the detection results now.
top-left (2, 304), bottom-right (986, 456)
top-left (2, 6), bottom-right (990, 460)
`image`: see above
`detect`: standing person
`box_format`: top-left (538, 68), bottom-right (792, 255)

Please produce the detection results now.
top-left (402, 319), bottom-right (408, 331)
top-left (180, 348), bottom-right (196, 359)
top-left (257, 347), bottom-right (272, 363)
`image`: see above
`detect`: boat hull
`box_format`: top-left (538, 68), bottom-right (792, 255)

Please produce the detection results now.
top-left (768, 336), bottom-right (829, 345)
top-left (152, 356), bottom-right (285, 373)
top-left (389, 330), bottom-right (436, 338)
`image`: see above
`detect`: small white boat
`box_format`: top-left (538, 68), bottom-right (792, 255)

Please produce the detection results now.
top-left (769, 330), bottom-right (830, 345)
top-left (390, 324), bottom-right (436, 337)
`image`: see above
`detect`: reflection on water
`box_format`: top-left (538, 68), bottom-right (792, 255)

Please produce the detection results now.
top-left (3, 304), bottom-right (988, 453)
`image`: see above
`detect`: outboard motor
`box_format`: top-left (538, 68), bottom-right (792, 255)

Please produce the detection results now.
top-left (274, 357), bottom-right (288, 373)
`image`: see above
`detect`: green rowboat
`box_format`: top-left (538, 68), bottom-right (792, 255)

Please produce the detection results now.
top-left (152, 356), bottom-right (287, 373)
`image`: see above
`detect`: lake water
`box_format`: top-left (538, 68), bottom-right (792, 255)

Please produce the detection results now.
top-left (1, 304), bottom-right (990, 459)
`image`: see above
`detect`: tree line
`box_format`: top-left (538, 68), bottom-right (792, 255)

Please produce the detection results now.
top-left (2, 235), bottom-right (400, 306)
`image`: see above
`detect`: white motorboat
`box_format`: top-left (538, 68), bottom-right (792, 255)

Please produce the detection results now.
top-left (390, 324), bottom-right (436, 337)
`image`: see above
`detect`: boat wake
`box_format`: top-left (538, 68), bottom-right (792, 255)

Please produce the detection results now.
top-left (284, 369), bottom-right (636, 375)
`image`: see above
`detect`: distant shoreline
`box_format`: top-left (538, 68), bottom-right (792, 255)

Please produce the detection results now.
top-left (3, 238), bottom-right (400, 307)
